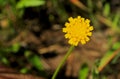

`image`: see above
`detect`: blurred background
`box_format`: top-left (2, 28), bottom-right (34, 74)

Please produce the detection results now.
top-left (0, 0), bottom-right (120, 79)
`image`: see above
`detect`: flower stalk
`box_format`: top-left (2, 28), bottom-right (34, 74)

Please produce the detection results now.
top-left (51, 45), bottom-right (75, 79)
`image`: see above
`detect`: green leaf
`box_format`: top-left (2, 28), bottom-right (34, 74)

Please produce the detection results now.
top-left (16, 0), bottom-right (45, 9)
top-left (112, 42), bottom-right (120, 50)
top-left (28, 55), bottom-right (44, 71)
top-left (24, 50), bottom-right (31, 57)
top-left (20, 68), bottom-right (28, 74)
top-left (11, 43), bottom-right (20, 53)
top-left (78, 64), bottom-right (89, 79)
top-left (103, 3), bottom-right (110, 17)
top-left (98, 51), bottom-right (113, 68)
top-left (1, 57), bottom-right (9, 65)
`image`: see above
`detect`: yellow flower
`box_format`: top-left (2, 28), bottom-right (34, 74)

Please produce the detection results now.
top-left (63, 16), bottom-right (93, 46)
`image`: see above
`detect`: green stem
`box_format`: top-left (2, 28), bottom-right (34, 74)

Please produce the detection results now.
top-left (51, 45), bottom-right (75, 79)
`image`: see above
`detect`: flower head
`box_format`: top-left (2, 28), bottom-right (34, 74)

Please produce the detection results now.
top-left (63, 16), bottom-right (93, 46)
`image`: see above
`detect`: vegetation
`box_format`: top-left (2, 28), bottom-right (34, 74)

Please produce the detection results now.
top-left (0, 0), bottom-right (120, 79)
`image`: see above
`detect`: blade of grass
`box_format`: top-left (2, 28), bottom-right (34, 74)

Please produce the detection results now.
top-left (96, 14), bottom-right (120, 33)
top-left (98, 48), bottom-right (120, 72)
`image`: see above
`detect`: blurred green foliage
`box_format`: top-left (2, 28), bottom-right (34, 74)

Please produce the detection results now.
top-left (78, 64), bottom-right (89, 79)
top-left (16, 0), bottom-right (45, 8)
top-left (25, 51), bottom-right (44, 71)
